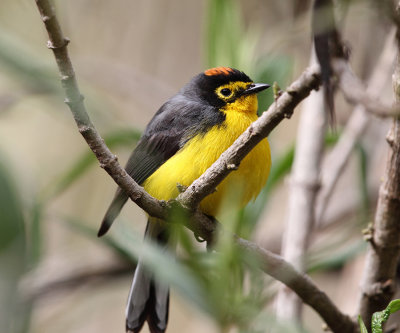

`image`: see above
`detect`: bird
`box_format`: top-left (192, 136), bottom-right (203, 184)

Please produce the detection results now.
top-left (98, 67), bottom-right (271, 333)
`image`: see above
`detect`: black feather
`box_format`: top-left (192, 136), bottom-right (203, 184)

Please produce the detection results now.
top-left (312, 0), bottom-right (344, 127)
top-left (125, 221), bottom-right (170, 333)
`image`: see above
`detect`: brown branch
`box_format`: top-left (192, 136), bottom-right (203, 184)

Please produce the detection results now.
top-left (33, 1), bottom-right (357, 332)
top-left (357, 33), bottom-right (400, 330)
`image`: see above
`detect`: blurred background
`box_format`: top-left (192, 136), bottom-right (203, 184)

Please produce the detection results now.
top-left (0, 0), bottom-right (395, 332)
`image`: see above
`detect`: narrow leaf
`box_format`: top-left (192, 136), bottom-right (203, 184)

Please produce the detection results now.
top-left (371, 299), bottom-right (400, 333)
top-left (358, 315), bottom-right (368, 333)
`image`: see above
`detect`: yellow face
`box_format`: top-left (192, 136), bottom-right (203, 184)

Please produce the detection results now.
top-left (215, 81), bottom-right (258, 115)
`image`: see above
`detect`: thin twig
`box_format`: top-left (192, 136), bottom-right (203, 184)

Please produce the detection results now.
top-left (33, 1), bottom-right (357, 332)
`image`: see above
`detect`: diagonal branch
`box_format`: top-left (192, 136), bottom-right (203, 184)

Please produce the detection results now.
top-left (33, 1), bottom-right (357, 332)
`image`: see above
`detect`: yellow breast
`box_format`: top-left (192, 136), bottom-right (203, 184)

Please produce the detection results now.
top-left (143, 95), bottom-right (271, 216)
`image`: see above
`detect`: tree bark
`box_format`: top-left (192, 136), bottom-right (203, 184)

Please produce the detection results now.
top-left (357, 34), bottom-right (400, 330)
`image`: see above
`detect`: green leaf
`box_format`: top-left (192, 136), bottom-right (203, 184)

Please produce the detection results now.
top-left (358, 315), bottom-right (369, 333)
top-left (387, 299), bottom-right (400, 313)
top-left (0, 155), bottom-right (29, 332)
top-left (371, 299), bottom-right (400, 333)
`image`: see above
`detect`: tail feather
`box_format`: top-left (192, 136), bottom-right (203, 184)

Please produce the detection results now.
top-left (98, 189), bottom-right (128, 237)
top-left (147, 283), bottom-right (169, 333)
top-left (125, 263), bottom-right (152, 332)
top-left (126, 221), bottom-right (170, 333)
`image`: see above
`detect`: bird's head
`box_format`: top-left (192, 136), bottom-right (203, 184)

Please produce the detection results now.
top-left (182, 67), bottom-right (270, 115)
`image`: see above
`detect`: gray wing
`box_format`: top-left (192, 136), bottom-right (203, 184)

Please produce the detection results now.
top-left (97, 96), bottom-right (222, 237)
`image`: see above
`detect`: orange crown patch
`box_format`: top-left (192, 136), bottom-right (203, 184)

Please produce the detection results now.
top-left (204, 67), bottom-right (234, 76)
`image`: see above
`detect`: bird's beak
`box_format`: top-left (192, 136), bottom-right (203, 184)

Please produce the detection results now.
top-left (241, 83), bottom-right (271, 96)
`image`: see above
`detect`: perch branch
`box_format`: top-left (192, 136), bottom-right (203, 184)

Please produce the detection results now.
top-left (33, 1), bottom-right (356, 332)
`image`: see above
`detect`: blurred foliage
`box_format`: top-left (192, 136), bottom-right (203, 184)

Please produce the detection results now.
top-left (254, 56), bottom-right (293, 114)
top-left (40, 128), bottom-right (142, 202)
top-left (239, 131), bottom-right (340, 238)
top-left (358, 299), bottom-right (400, 333)
top-left (206, 0), bottom-right (294, 114)
top-left (0, 31), bottom-right (60, 95)
top-left (308, 238), bottom-right (365, 273)
top-left (0, 156), bottom-right (30, 333)
top-left (206, 0), bottom-right (259, 74)
top-left (66, 207), bottom-right (273, 332)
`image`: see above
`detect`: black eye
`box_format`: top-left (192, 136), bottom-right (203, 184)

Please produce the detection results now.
top-left (220, 88), bottom-right (232, 97)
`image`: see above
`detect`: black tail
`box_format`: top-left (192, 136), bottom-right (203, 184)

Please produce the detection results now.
top-left (126, 221), bottom-right (170, 333)
top-left (98, 189), bottom-right (128, 237)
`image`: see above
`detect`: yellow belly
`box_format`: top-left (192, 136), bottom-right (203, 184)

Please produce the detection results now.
top-left (143, 110), bottom-right (271, 216)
